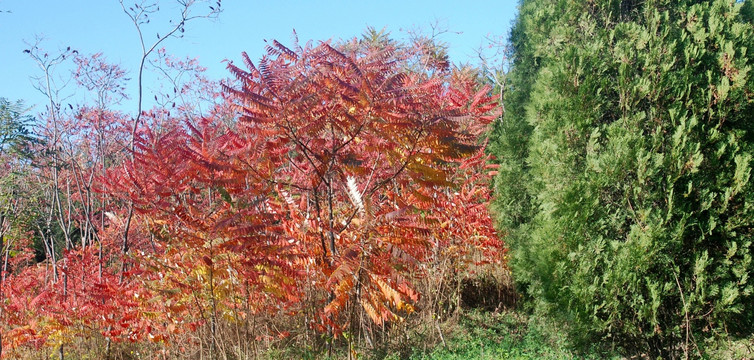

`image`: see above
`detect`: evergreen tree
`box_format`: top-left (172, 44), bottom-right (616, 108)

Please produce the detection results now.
top-left (492, 0), bottom-right (754, 356)
top-left (0, 98), bottom-right (34, 158)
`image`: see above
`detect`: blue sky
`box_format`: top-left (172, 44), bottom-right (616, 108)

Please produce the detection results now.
top-left (0, 1), bottom-right (517, 115)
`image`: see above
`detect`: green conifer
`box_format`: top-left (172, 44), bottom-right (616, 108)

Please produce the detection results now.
top-left (492, 0), bottom-right (754, 356)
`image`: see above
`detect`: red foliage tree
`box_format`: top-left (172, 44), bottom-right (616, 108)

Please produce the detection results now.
top-left (221, 38), bottom-right (500, 329)
top-left (104, 36), bottom-right (501, 341)
top-left (1, 34), bottom-right (503, 358)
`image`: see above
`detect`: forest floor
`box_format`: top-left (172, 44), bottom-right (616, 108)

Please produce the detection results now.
top-left (402, 310), bottom-right (609, 360)
top-left (273, 309), bottom-right (754, 359)
top-left (269, 309), bottom-right (615, 360)
top-left (412, 310), bottom-right (754, 360)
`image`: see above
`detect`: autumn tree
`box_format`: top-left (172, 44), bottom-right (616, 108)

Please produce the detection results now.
top-left (1, 1), bottom-right (222, 358)
top-left (226, 34), bottom-right (499, 326)
top-left (100, 34), bottom-right (501, 357)
top-left (1, 11), bottom-right (503, 358)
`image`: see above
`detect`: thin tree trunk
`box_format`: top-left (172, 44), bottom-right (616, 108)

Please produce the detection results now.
top-left (0, 214), bottom-right (4, 359)
top-left (1, 213), bottom-right (6, 283)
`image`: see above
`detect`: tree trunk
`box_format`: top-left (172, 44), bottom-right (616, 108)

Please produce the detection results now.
top-left (1, 212), bottom-right (6, 283)
top-left (0, 213), bottom-right (4, 359)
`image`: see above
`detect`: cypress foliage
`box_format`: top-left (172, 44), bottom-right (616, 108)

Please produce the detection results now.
top-left (492, 0), bottom-right (754, 356)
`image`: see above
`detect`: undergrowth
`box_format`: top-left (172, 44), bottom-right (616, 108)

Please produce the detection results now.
top-left (403, 310), bottom-right (615, 360)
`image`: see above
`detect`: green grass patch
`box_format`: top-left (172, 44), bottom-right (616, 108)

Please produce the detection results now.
top-left (405, 310), bottom-right (617, 360)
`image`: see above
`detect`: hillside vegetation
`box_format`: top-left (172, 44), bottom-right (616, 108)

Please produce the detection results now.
top-left (2, 1), bottom-right (754, 359)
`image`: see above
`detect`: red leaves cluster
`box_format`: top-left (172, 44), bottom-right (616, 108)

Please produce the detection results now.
top-left (220, 39), bottom-right (501, 328)
top-left (1, 37), bottom-right (504, 355)
top-left (1, 247), bottom-right (167, 352)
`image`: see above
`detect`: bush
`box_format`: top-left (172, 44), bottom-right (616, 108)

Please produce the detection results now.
top-left (492, 0), bottom-right (754, 357)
